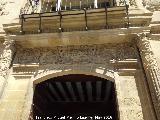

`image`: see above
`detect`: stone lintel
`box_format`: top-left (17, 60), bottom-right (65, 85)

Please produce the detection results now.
top-left (6, 27), bottom-right (151, 48)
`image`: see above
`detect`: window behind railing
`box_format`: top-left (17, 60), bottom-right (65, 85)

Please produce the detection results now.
top-left (21, 0), bottom-right (116, 14)
top-left (41, 0), bottom-right (113, 12)
top-left (60, 0), bottom-right (112, 10)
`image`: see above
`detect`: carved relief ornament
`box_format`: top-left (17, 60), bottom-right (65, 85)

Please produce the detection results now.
top-left (0, 39), bottom-right (15, 78)
top-left (14, 44), bottom-right (137, 66)
top-left (137, 33), bottom-right (160, 119)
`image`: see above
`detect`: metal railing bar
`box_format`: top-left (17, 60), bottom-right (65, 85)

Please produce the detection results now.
top-left (62, 13), bottom-right (84, 16)
top-left (124, 0), bottom-right (129, 28)
top-left (105, 3), bottom-right (108, 29)
top-left (84, 8), bottom-right (88, 31)
top-left (38, 13), bottom-right (42, 33)
top-left (20, 14), bottom-right (24, 34)
top-left (24, 12), bottom-right (40, 15)
top-left (22, 7), bottom-right (126, 16)
top-left (59, 11), bottom-right (63, 32)
top-left (22, 10), bottom-right (126, 20)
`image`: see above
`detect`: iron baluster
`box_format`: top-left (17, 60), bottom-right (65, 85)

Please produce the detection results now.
top-left (59, 11), bottom-right (63, 32)
top-left (105, 1), bottom-right (108, 29)
top-left (84, 8), bottom-right (88, 31)
top-left (20, 14), bottom-right (24, 34)
top-left (38, 13), bottom-right (42, 33)
top-left (124, 0), bottom-right (129, 28)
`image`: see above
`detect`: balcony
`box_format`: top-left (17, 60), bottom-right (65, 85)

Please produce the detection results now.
top-left (2, 0), bottom-right (152, 35)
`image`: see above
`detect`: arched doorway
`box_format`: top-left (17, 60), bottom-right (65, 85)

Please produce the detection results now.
top-left (31, 74), bottom-right (118, 120)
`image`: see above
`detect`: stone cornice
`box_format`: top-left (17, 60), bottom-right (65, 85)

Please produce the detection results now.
top-left (7, 27), bottom-right (150, 48)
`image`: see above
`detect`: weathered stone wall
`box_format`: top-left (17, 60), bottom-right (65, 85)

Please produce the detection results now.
top-left (2, 43), bottom-right (153, 120)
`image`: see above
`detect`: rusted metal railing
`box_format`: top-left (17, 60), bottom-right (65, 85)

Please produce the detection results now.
top-left (19, 0), bottom-right (129, 35)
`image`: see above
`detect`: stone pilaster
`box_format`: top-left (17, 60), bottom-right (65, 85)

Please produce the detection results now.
top-left (0, 39), bottom-right (15, 98)
top-left (137, 33), bottom-right (160, 120)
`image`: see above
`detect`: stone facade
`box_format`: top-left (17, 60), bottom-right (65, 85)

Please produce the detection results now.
top-left (0, 0), bottom-right (160, 120)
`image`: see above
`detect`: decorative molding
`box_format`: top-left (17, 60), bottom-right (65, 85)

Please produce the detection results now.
top-left (13, 43), bottom-right (138, 80)
top-left (137, 33), bottom-right (160, 120)
top-left (0, 39), bottom-right (15, 78)
top-left (14, 44), bottom-right (137, 66)
top-left (0, 39), bottom-right (15, 98)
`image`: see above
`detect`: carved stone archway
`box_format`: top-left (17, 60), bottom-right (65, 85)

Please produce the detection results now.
top-left (23, 70), bottom-right (119, 120)
top-left (33, 70), bottom-right (116, 86)
top-left (31, 73), bottom-right (118, 120)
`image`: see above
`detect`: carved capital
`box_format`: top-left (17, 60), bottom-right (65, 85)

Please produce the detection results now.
top-left (137, 33), bottom-right (160, 119)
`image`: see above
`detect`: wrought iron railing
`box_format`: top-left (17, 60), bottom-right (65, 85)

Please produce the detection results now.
top-left (18, 0), bottom-right (130, 35)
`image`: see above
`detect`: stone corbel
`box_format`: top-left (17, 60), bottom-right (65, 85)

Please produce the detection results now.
top-left (136, 33), bottom-right (160, 120)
